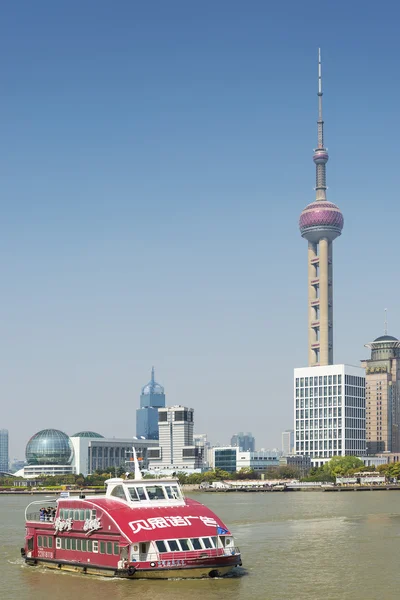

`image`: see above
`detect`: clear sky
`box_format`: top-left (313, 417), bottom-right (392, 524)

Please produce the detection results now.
top-left (2, 1), bottom-right (400, 460)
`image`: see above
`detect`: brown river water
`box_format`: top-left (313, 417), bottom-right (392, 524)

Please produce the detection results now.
top-left (2, 491), bottom-right (400, 600)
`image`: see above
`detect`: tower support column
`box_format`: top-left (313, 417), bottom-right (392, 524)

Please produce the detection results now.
top-left (319, 237), bottom-right (329, 365)
top-left (328, 241), bottom-right (333, 364)
top-left (308, 242), bottom-right (318, 365)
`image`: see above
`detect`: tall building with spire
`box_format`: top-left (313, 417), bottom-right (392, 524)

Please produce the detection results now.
top-left (294, 51), bottom-right (366, 465)
top-left (136, 367), bottom-right (166, 440)
top-left (299, 49), bottom-right (344, 367)
top-left (361, 314), bottom-right (400, 454)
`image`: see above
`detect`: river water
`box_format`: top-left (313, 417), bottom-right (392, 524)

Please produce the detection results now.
top-left (2, 491), bottom-right (400, 600)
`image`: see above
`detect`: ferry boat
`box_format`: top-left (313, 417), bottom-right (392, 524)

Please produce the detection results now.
top-left (22, 456), bottom-right (242, 579)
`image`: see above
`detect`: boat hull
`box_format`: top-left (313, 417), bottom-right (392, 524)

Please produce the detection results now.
top-left (24, 556), bottom-right (240, 579)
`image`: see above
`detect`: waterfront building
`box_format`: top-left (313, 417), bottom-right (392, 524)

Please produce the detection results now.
top-left (0, 429), bottom-right (9, 472)
top-left (236, 450), bottom-right (280, 473)
top-left (282, 429), bottom-right (294, 455)
top-left (361, 331), bottom-right (400, 454)
top-left (212, 447), bottom-right (238, 473)
top-left (136, 367), bottom-right (166, 440)
top-left (295, 365), bottom-right (366, 463)
top-left (280, 454), bottom-right (311, 477)
top-left (70, 434), bottom-right (157, 476)
top-left (147, 406), bottom-right (202, 473)
top-left (22, 429), bottom-right (75, 477)
top-left (230, 432), bottom-right (255, 452)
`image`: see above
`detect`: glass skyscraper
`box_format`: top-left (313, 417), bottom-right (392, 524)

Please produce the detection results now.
top-left (0, 429), bottom-right (9, 472)
top-left (136, 367), bottom-right (166, 440)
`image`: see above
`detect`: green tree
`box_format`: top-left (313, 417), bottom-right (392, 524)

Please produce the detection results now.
top-left (323, 456), bottom-right (364, 478)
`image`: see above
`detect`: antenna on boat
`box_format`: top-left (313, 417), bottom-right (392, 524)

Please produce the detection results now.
top-left (131, 445), bottom-right (143, 481)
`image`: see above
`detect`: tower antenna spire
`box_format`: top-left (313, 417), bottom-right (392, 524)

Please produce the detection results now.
top-left (314, 48), bottom-right (329, 201)
top-left (151, 366), bottom-right (155, 384)
top-left (384, 309), bottom-right (388, 335)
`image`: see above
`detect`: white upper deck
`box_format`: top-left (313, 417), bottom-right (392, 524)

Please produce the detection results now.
top-left (104, 477), bottom-right (186, 508)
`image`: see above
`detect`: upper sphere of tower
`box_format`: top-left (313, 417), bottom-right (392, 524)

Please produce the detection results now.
top-left (299, 200), bottom-right (344, 242)
top-left (313, 149), bottom-right (329, 165)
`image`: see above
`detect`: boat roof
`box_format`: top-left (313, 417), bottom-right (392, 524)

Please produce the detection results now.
top-left (81, 496), bottom-right (231, 543)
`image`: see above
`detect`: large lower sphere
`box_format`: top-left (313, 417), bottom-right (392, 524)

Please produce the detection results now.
top-left (25, 429), bottom-right (74, 465)
top-left (299, 200), bottom-right (344, 241)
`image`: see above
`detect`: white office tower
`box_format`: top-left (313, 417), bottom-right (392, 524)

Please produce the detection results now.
top-left (148, 406), bottom-right (202, 473)
top-left (294, 365), bottom-right (366, 466)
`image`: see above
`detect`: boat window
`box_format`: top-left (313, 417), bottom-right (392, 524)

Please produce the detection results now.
top-left (56, 538), bottom-right (61, 550)
top-left (156, 540), bottom-right (168, 553)
top-left (107, 542), bottom-right (112, 555)
top-left (68, 510), bottom-right (74, 519)
top-left (85, 510), bottom-right (91, 520)
top-left (82, 540), bottom-right (87, 552)
top-left (167, 540), bottom-right (179, 551)
top-left (93, 541), bottom-right (99, 553)
top-left (136, 487), bottom-right (147, 501)
top-left (91, 510), bottom-right (97, 519)
top-left (74, 511), bottom-right (79, 520)
top-left (114, 543), bottom-right (119, 555)
top-left (48, 537), bottom-right (53, 549)
top-left (66, 539), bottom-right (71, 550)
top-left (211, 536), bottom-right (218, 548)
top-left (28, 538), bottom-right (34, 551)
top-left (61, 538), bottom-right (66, 549)
top-left (146, 486), bottom-right (166, 500)
top-left (71, 539), bottom-right (76, 551)
top-left (165, 485), bottom-right (180, 499)
top-left (190, 538), bottom-right (202, 550)
top-left (88, 540), bottom-right (93, 552)
top-left (178, 539), bottom-right (190, 551)
top-left (128, 487), bottom-right (140, 502)
top-left (79, 510), bottom-right (85, 520)
top-left (59, 509), bottom-right (64, 519)
top-left (202, 538), bottom-right (213, 549)
top-left (111, 485), bottom-right (127, 500)
top-left (100, 542), bottom-right (106, 554)
top-left (77, 539), bottom-right (81, 551)
top-left (43, 537), bottom-right (48, 548)
top-left (38, 536), bottom-right (42, 547)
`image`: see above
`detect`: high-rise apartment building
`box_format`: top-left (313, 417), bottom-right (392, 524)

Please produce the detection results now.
top-left (294, 52), bottom-right (366, 465)
top-left (282, 429), bottom-right (295, 455)
top-left (362, 333), bottom-right (400, 454)
top-left (230, 432), bottom-right (255, 452)
top-left (136, 367), bottom-right (166, 440)
top-left (148, 406), bottom-right (202, 472)
top-left (0, 429), bottom-right (9, 472)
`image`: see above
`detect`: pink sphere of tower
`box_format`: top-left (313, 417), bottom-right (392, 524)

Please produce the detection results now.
top-left (299, 200), bottom-right (344, 242)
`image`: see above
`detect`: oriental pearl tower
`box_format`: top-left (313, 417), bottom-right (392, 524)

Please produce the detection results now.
top-left (299, 50), bottom-right (344, 367)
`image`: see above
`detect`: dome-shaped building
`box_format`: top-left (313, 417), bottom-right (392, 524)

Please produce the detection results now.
top-left (71, 431), bottom-right (104, 438)
top-left (26, 429), bottom-right (74, 466)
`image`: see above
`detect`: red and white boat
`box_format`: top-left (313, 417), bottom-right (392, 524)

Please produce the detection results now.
top-left (22, 458), bottom-right (242, 579)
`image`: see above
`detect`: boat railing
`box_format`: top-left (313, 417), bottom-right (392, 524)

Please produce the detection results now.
top-left (137, 546), bottom-right (240, 563)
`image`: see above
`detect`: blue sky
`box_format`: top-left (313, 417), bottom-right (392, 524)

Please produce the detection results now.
top-left (2, 1), bottom-right (400, 459)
